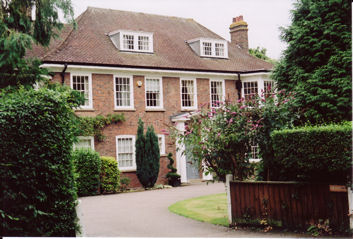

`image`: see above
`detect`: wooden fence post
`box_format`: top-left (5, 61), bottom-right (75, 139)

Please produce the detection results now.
top-left (226, 174), bottom-right (233, 225)
top-left (348, 187), bottom-right (353, 230)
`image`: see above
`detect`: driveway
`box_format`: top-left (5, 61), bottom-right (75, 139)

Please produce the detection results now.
top-left (78, 181), bottom-right (304, 237)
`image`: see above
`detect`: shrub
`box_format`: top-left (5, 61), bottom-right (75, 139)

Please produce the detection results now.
top-left (0, 87), bottom-right (80, 236)
top-left (166, 153), bottom-right (181, 186)
top-left (271, 122), bottom-right (352, 183)
top-left (120, 177), bottom-right (131, 192)
top-left (136, 118), bottom-right (160, 188)
top-left (72, 148), bottom-right (101, 196)
top-left (100, 156), bottom-right (120, 193)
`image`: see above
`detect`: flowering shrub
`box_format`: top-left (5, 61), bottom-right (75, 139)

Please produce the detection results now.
top-left (174, 87), bottom-right (296, 182)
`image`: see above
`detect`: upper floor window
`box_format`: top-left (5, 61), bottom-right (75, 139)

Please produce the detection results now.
top-left (114, 75), bottom-right (134, 109)
top-left (181, 78), bottom-right (197, 110)
top-left (187, 38), bottom-right (228, 58)
top-left (116, 135), bottom-right (136, 171)
top-left (145, 77), bottom-right (163, 109)
top-left (70, 73), bottom-right (93, 109)
top-left (108, 30), bottom-right (153, 53)
top-left (210, 79), bottom-right (225, 108)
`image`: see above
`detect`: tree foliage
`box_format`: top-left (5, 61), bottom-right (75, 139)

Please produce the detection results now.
top-left (249, 46), bottom-right (276, 64)
top-left (175, 91), bottom-right (296, 182)
top-left (0, 0), bottom-right (75, 88)
top-left (272, 0), bottom-right (351, 124)
top-left (135, 118), bottom-right (160, 188)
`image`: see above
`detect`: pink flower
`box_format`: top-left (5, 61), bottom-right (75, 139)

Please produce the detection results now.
top-left (231, 112), bottom-right (237, 115)
top-left (217, 132), bottom-right (221, 137)
top-left (240, 105), bottom-right (246, 109)
top-left (228, 118), bottom-right (233, 125)
top-left (161, 129), bottom-right (169, 135)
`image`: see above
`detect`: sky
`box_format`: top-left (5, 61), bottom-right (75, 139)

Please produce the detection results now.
top-left (70, 0), bottom-right (295, 60)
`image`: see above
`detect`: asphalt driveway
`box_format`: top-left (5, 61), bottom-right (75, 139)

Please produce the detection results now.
top-left (77, 181), bottom-right (304, 237)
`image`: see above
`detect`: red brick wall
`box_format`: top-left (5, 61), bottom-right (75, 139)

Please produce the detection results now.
top-left (52, 72), bottom-right (238, 188)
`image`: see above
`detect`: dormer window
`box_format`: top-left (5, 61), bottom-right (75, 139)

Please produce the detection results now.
top-left (109, 30), bottom-right (153, 53)
top-left (187, 37), bottom-right (228, 58)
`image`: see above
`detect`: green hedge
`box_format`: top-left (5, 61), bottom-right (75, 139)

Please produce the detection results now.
top-left (271, 122), bottom-right (352, 183)
top-left (73, 149), bottom-right (101, 196)
top-left (0, 87), bottom-right (80, 236)
top-left (100, 156), bottom-right (120, 193)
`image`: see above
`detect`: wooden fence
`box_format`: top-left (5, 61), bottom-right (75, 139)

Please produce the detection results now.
top-left (228, 180), bottom-right (350, 231)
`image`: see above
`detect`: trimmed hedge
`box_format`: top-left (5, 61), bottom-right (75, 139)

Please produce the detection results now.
top-left (100, 156), bottom-right (120, 193)
top-left (72, 149), bottom-right (101, 196)
top-left (0, 87), bottom-right (80, 236)
top-left (271, 122), bottom-right (352, 183)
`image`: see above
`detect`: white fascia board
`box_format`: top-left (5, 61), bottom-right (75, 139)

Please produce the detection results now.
top-left (108, 29), bottom-right (153, 36)
top-left (41, 63), bottom-right (239, 79)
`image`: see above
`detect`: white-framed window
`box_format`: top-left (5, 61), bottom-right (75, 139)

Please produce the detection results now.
top-left (202, 42), bottom-right (212, 56)
top-left (70, 73), bottom-right (93, 109)
top-left (199, 38), bottom-right (228, 58)
top-left (116, 135), bottom-right (136, 171)
top-left (145, 77), bottom-right (163, 109)
top-left (116, 30), bottom-right (153, 53)
top-left (215, 43), bottom-right (225, 56)
top-left (74, 136), bottom-right (95, 150)
top-left (210, 79), bottom-right (225, 108)
top-left (114, 75), bottom-right (134, 109)
top-left (157, 134), bottom-right (165, 155)
top-left (243, 81), bottom-right (258, 101)
top-left (180, 78), bottom-right (197, 110)
top-left (264, 81), bottom-right (274, 98)
top-left (249, 144), bottom-right (261, 163)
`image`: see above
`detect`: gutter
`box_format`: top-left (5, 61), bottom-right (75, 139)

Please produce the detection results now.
top-left (236, 73), bottom-right (242, 99)
top-left (60, 63), bottom-right (68, 85)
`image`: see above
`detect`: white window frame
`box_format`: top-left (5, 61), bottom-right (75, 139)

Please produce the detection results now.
top-left (145, 76), bottom-right (163, 109)
top-left (180, 78), bottom-right (197, 110)
top-left (73, 136), bottom-right (95, 151)
top-left (118, 30), bottom-right (153, 53)
top-left (116, 135), bottom-right (136, 171)
top-left (209, 79), bottom-right (225, 108)
top-left (199, 38), bottom-right (228, 58)
top-left (249, 144), bottom-right (261, 163)
top-left (241, 78), bottom-right (275, 100)
top-left (157, 134), bottom-right (166, 155)
top-left (70, 72), bottom-right (93, 109)
top-left (113, 74), bottom-right (134, 110)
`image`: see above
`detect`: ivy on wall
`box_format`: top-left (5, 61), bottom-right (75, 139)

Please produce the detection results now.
top-left (77, 113), bottom-right (125, 141)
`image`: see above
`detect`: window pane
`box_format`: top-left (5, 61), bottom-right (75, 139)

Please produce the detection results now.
top-left (146, 78), bottom-right (161, 107)
top-left (181, 80), bottom-right (195, 108)
top-left (264, 81), bottom-right (274, 98)
top-left (117, 137), bottom-right (134, 168)
top-left (123, 34), bottom-right (134, 50)
top-left (138, 36), bottom-right (149, 51)
top-left (202, 42), bottom-right (212, 56)
top-left (215, 43), bottom-right (224, 56)
top-left (210, 81), bottom-right (223, 107)
top-left (115, 77), bottom-right (131, 107)
top-left (72, 75), bottom-right (90, 106)
top-left (244, 81), bottom-right (258, 101)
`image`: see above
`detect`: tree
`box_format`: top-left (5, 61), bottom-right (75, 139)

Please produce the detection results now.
top-left (135, 118), bottom-right (160, 188)
top-left (249, 46), bottom-right (276, 64)
top-left (0, 0), bottom-right (75, 88)
top-left (272, 0), bottom-right (351, 124)
top-left (176, 91), bottom-right (296, 182)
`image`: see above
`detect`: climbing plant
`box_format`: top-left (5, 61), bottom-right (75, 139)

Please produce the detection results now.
top-left (77, 113), bottom-right (125, 141)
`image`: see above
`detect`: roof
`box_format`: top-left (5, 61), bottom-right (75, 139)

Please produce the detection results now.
top-left (27, 7), bottom-right (273, 73)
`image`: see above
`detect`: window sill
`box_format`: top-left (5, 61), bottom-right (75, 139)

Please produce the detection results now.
top-left (160, 154), bottom-right (167, 157)
top-left (145, 108), bottom-right (166, 112)
top-left (181, 108), bottom-right (197, 112)
top-left (120, 168), bottom-right (137, 173)
top-left (75, 109), bottom-right (95, 112)
top-left (114, 108), bottom-right (136, 112)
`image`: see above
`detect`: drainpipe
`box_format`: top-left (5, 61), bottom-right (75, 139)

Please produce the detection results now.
top-left (235, 73), bottom-right (242, 100)
top-left (60, 63), bottom-right (68, 85)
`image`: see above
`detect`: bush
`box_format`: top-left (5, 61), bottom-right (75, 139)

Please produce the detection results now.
top-left (72, 149), bottom-right (101, 196)
top-left (100, 156), bottom-right (120, 193)
top-left (271, 122), bottom-right (352, 183)
top-left (166, 153), bottom-right (181, 186)
top-left (136, 119), bottom-right (160, 188)
top-left (120, 177), bottom-right (131, 192)
top-left (0, 87), bottom-right (80, 236)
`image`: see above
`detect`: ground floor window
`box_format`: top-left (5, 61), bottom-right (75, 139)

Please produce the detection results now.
top-left (73, 136), bottom-right (94, 150)
top-left (116, 135), bottom-right (136, 171)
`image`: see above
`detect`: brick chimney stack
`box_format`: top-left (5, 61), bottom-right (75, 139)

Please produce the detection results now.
top-left (229, 15), bottom-right (248, 51)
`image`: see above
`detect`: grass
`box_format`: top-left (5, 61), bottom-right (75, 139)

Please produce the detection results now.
top-left (168, 193), bottom-right (229, 227)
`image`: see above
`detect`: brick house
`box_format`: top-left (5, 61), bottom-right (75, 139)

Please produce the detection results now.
top-left (29, 7), bottom-right (273, 187)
